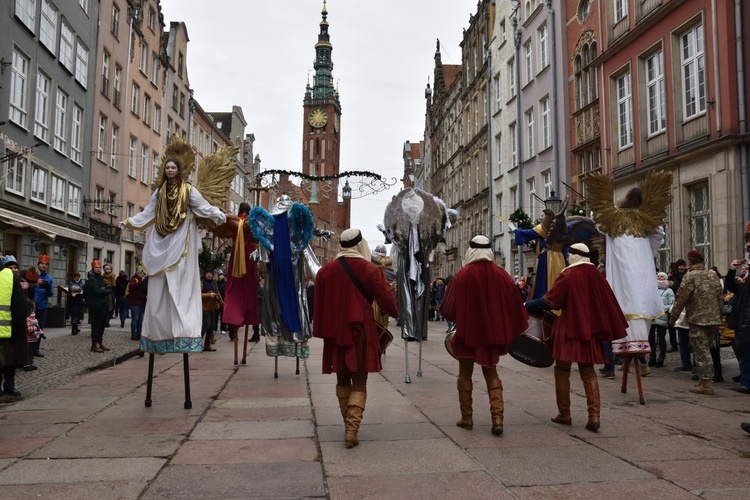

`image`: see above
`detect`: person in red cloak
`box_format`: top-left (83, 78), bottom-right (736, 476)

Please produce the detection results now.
top-left (525, 243), bottom-right (627, 432)
top-left (440, 235), bottom-right (529, 436)
top-left (313, 228), bottom-right (398, 448)
top-left (219, 202), bottom-right (260, 342)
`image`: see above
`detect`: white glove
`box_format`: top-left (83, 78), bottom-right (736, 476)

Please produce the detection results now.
top-left (507, 221), bottom-right (517, 232)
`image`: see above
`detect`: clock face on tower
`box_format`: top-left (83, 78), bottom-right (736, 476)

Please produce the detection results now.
top-left (308, 108), bottom-right (328, 128)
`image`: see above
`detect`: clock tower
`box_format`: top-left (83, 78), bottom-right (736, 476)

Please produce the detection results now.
top-left (301, 1), bottom-right (349, 264)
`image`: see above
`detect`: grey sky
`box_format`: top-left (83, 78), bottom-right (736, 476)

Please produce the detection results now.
top-left (159, 0), bottom-right (477, 247)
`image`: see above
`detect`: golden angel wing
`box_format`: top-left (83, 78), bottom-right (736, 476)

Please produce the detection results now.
top-left (196, 145), bottom-right (240, 208)
top-left (152, 135), bottom-right (195, 190)
top-left (584, 173), bottom-right (619, 234)
top-left (639, 170), bottom-right (673, 225)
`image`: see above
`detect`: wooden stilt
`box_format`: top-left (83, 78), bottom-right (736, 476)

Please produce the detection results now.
top-left (295, 356), bottom-right (300, 375)
top-left (620, 355), bottom-right (631, 394)
top-left (145, 353), bottom-right (155, 407)
top-left (633, 358), bottom-right (645, 405)
top-left (233, 327), bottom-right (239, 366)
top-left (241, 325), bottom-right (249, 365)
top-left (183, 353), bottom-right (192, 409)
top-left (274, 357), bottom-right (278, 378)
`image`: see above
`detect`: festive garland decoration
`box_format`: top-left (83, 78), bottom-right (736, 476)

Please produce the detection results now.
top-left (259, 169), bottom-right (383, 181)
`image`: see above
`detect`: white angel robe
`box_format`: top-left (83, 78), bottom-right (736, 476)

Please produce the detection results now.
top-left (126, 186), bottom-right (226, 353)
top-left (605, 229), bottom-right (665, 355)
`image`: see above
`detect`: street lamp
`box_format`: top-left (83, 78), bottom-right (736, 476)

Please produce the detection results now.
top-left (342, 180), bottom-right (351, 199)
top-left (545, 190), bottom-right (562, 213)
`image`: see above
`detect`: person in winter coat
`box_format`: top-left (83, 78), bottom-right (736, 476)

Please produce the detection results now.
top-left (649, 272), bottom-right (675, 367)
top-left (0, 255), bottom-right (30, 397)
top-left (67, 273), bottom-right (85, 336)
top-left (85, 260), bottom-right (113, 353)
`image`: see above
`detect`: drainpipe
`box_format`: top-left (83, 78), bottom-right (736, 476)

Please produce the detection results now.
top-left (736, 0), bottom-right (750, 229)
top-left (512, 12), bottom-right (524, 275)
top-left (547, 0), bottom-right (560, 194)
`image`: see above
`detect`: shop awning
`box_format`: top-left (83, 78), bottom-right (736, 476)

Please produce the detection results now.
top-left (0, 208), bottom-right (94, 243)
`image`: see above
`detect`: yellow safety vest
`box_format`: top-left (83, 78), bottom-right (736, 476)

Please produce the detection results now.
top-left (0, 268), bottom-right (13, 338)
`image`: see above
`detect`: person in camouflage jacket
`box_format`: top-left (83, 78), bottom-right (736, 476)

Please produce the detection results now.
top-left (670, 250), bottom-right (724, 395)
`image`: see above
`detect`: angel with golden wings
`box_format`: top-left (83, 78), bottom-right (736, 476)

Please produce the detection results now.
top-left (121, 136), bottom-right (236, 354)
top-left (586, 170), bottom-right (673, 358)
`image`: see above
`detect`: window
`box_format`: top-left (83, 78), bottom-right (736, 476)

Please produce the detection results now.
top-left (578, 0), bottom-right (591, 22)
top-left (614, 0), bottom-right (628, 22)
top-left (172, 85), bottom-right (178, 110)
top-left (526, 109), bottom-right (534, 158)
top-left (541, 97), bottom-right (551, 149)
top-left (151, 53), bottom-right (159, 85)
top-left (543, 171), bottom-right (552, 199)
top-left (528, 178), bottom-right (536, 221)
top-left (40, 1), bottom-right (58, 52)
top-left (152, 152), bottom-right (159, 182)
top-left (131, 83), bottom-right (140, 115)
top-left (95, 186), bottom-right (104, 210)
top-left (34, 72), bottom-right (51, 141)
top-left (524, 41), bottom-right (533, 83)
top-left (70, 104), bottom-right (83, 164)
top-left (539, 24), bottom-right (549, 69)
top-left (139, 42), bottom-right (148, 75)
top-left (143, 94), bottom-right (151, 125)
top-left (78, 0), bottom-right (88, 13)
top-left (101, 52), bottom-right (110, 97)
top-left (128, 137), bottom-right (137, 177)
top-left (616, 72), bottom-right (633, 149)
top-left (154, 105), bottom-right (161, 133)
top-left (141, 145), bottom-right (149, 183)
top-left (50, 175), bottom-right (65, 211)
top-left (113, 65), bottom-right (122, 108)
top-left (493, 74), bottom-right (501, 111)
top-left (510, 123), bottom-right (517, 167)
top-left (178, 52), bottom-right (184, 78)
top-left (111, 5), bottom-right (120, 37)
top-left (646, 50), bottom-right (666, 135)
top-left (148, 8), bottom-right (156, 32)
top-left (682, 24), bottom-right (706, 119)
top-left (179, 92), bottom-right (185, 118)
top-left (508, 58), bottom-right (516, 97)
top-left (54, 88), bottom-right (68, 153)
top-left (68, 184), bottom-right (80, 216)
top-left (31, 165), bottom-right (47, 203)
top-left (75, 41), bottom-right (89, 87)
top-left (59, 21), bottom-right (75, 72)
top-left (10, 49), bottom-right (29, 127)
top-left (15, 0), bottom-right (36, 30)
top-left (6, 157), bottom-right (27, 195)
top-left (97, 115), bottom-right (107, 161)
top-left (496, 134), bottom-right (502, 172)
top-left (500, 20), bottom-right (506, 43)
top-left (510, 186), bottom-right (518, 212)
top-left (689, 182), bottom-right (711, 266)
top-left (107, 193), bottom-right (116, 215)
top-left (110, 125), bottom-right (119, 169)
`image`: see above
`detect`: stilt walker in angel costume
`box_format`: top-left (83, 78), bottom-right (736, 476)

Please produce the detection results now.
top-left (381, 187), bottom-right (454, 382)
top-left (121, 136), bottom-right (235, 408)
top-left (247, 194), bottom-right (329, 377)
top-left (586, 170), bottom-right (673, 404)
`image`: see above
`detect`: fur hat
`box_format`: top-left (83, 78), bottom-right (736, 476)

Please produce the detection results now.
top-left (657, 272), bottom-right (669, 280)
top-left (687, 250), bottom-right (704, 262)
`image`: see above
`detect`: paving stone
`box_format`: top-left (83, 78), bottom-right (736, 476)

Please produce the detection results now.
top-left (512, 478), bottom-right (694, 499)
top-left (170, 438), bottom-right (318, 465)
top-left (0, 480), bottom-right (148, 499)
top-left (190, 419), bottom-right (314, 440)
top-left (640, 457), bottom-right (750, 491)
top-left (0, 457), bottom-right (166, 484)
top-left (28, 434), bottom-right (184, 459)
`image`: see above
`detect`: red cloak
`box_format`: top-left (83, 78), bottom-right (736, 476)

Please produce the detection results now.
top-left (313, 258), bottom-right (398, 374)
top-left (222, 215), bottom-right (260, 327)
top-left (441, 261), bottom-right (529, 367)
top-left (542, 263), bottom-right (628, 363)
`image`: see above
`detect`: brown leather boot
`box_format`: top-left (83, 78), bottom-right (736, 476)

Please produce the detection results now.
top-left (335, 385), bottom-right (352, 425)
top-left (580, 364), bottom-right (601, 431)
top-left (551, 365), bottom-right (572, 425)
top-left (98, 342), bottom-right (111, 351)
top-left (344, 391), bottom-right (366, 448)
top-left (91, 342), bottom-right (104, 353)
top-left (483, 367), bottom-right (504, 435)
top-left (456, 378), bottom-right (473, 430)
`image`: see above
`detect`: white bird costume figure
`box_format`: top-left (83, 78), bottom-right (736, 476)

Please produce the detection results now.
top-left (122, 136), bottom-right (234, 353)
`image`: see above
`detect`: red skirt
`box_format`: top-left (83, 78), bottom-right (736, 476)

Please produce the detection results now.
top-left (451, 334), bottom-right (507, 367)
top-left (552, 335), bottom-right (607, 364)
top-left (320, 327), bottom-right (382, 374)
